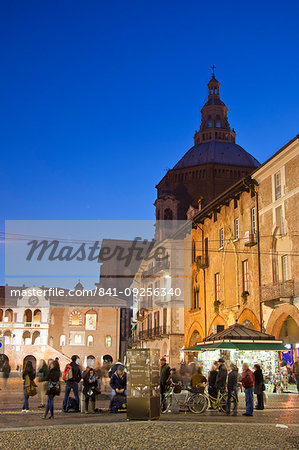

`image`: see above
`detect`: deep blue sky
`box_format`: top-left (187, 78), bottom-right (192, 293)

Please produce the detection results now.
top-left (1, 1), bottom-right (299, 282)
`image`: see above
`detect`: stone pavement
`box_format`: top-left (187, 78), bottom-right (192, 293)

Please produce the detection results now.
top-left (0, 378), bottom-right (298, 449)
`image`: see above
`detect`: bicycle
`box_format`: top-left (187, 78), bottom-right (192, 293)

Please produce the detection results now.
top-left (198, 388), bottom-right (238, 413)
top-left (161, 382), bottom-right (207, 414)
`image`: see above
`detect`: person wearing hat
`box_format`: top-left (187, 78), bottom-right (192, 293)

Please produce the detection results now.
top-left (216, 358), bottom-right (227, 393)
top-left (160, 357), bottom-right (170, 408)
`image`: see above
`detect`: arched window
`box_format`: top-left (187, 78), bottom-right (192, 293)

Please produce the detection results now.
top-left (4, 330), bottom-right (11, 344)
top-left (49, 336), bottom-right (54, 346)
top-left (60, 334), bottom-right (66, 346)
top-left (164, 208), bottom-right (173, 220)
top-left (105, 335), bottom-right (112, 347)
top-left (32, 331), bottom-right (40, 345)
top-left (4, 309), bottom-right (13, 322)
top-left (70, 311), bottom-right (82, 326)
top-left (22, 331), bottom-right (31, 345)
top-left (87, 335), bottom-right (94, 347)
top-left (24, 309), bottom-right (32, 326)
top-left (85, 310), bottom-right (97, 330)
top-left (208, 116), bottom-right (212, 128)
top-left (0, 309), bottom-right (3, 321)
top-left (215, 116), bottom-right (221, 128)
top-left (33, 309), bottom-right (41, 326)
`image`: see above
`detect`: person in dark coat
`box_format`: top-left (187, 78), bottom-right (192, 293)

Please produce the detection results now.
top-left (216, 358), bottom-right (227, 393)
top-left (37, 359), bottom-right (48, 408)
top-left (83, 368), bottom-right (98, 414)
top-left (226, 363), bottom-right (238, 415)
top-left (160, 357), bottom-right (170, 408)
top-left (208, 363), bottom-right (218, 400)
top-left (43, 359), bottom-right (60, 419)
top-left (62, 355), bottom-right (82, 412)
top-left (109, 366), bottom-right (127, 411)
top-left (2, 360), bottom-right (11, 388)
top-left (22, 360), bottom-right (36, 412)
top-left (253, 364), bottom-right (264, 410)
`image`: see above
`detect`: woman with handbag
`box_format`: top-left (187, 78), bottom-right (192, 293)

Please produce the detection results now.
top-left (22, 360), bottom-right (36, 412)
top-left (83, 368), bottom-right (97, 414)
top-left (43, 359), bottom-right (61, 419)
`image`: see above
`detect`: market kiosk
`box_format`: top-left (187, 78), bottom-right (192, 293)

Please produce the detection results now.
top-left (185, 323), bottom-right (287, 392)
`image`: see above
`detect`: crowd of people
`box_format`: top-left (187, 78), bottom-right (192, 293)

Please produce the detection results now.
top-left (3, 354), bottom-right (297, 417)
top-left (20, 355), bottom-right (127, 418)
top-left (161, 358), bottom-right (268, 416)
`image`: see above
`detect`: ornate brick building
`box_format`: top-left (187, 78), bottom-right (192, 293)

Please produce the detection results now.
top-left (155, 73), bottom-right (259, 227)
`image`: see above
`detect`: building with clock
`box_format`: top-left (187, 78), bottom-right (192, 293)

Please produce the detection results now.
top-left (0, 284), bottom-right (126, 371)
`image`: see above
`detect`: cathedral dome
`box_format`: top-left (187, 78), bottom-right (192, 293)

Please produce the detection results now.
top-left (173, 141), bottom-right (259, 170)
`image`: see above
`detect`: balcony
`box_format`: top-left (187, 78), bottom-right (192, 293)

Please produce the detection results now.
top-left (260, 280), bottom-right (297, 308)
top-left (196, 255), bottom-right (209, 269)
top-left (244, 232), bottom-right (257, 247)
top-left (142, 259), bottom-right (170, 278)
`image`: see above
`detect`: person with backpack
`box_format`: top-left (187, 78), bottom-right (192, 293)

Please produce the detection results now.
top-left (43, 359), bottom-right (60, 419)
top-left (22, 360), bottom-right (36, 412)
top-left (62, 355), bottom-right (82, 412)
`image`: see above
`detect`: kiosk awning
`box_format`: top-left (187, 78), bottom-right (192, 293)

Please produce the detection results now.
top-left (184, 341), bottom-right (286, 352)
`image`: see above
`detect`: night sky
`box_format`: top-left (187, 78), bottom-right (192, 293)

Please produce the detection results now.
top-left (1, 0), bottom-right (299, 283)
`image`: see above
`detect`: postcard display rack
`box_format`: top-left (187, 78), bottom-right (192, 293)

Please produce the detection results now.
top-left (126, 348), bottom-right (161, 420)
top-left (197, 349), bottom-right (282, 392)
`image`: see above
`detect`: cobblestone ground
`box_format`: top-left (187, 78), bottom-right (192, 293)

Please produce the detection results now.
top-left (0, 422), bottom-right (298, 450)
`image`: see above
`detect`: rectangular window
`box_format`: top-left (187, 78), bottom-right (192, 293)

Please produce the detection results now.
top-left (282, 255), bottom-right (288, 283)
top-left (234, 218), bottom-right (239, 240)
top-left (275, 206), bottom-right (284, 234)
top-left (215, 273), bottom-right (220, 301)
top-left (242, 260), bottom-right (249, 292)
top-left (204, 237), bottom-right (208, 261)
top-left (219, 228), bottom-right (224, 249)
top-left (274, 171), bottom-right (281, 200)
top-left (251, 207), bottom-right (256, 234)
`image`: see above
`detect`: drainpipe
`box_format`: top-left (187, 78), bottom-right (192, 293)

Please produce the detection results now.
top-left (256, 189), bottom-right (263, 332)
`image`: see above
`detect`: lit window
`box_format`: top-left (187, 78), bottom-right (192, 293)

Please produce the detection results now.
top-left (242, 260), bottom-right (249, 292)
top-left (274, 171), bottom-right (281, 200)
top-left (234, 218), bottom-right (239, 240)
top-left (105, 335), bottom-right (112, 347)
top-left (71, 311), bottom-right (81, 326)
top-left (85, 311), bottom-right (97, 330)
top-left (208, 116), bottom-right (212, 128)
top-left (219, 228), bottom-right (224, 248)
top-left (60, 334), bottom-right (66, 346)
top-left (215, 116), bottom-right (221, 128)
top-left (215, 273), bottom-right (220, 301)
top-left (282, 255), bottom-right (288, 282)
top-left (87, 335), bottom-right (94, 347)
top-left (74, 334), bottom-right (82, 344)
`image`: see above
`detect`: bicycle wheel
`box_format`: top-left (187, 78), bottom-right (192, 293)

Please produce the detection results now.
top-left (218, 393), bottom-right (238, 413)
top-left (217, 393), bottom-right (227, 412)
top-left (161, 395), bottom-right (172, 413)
top-left (188, 394), bottom-right (208, 414)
